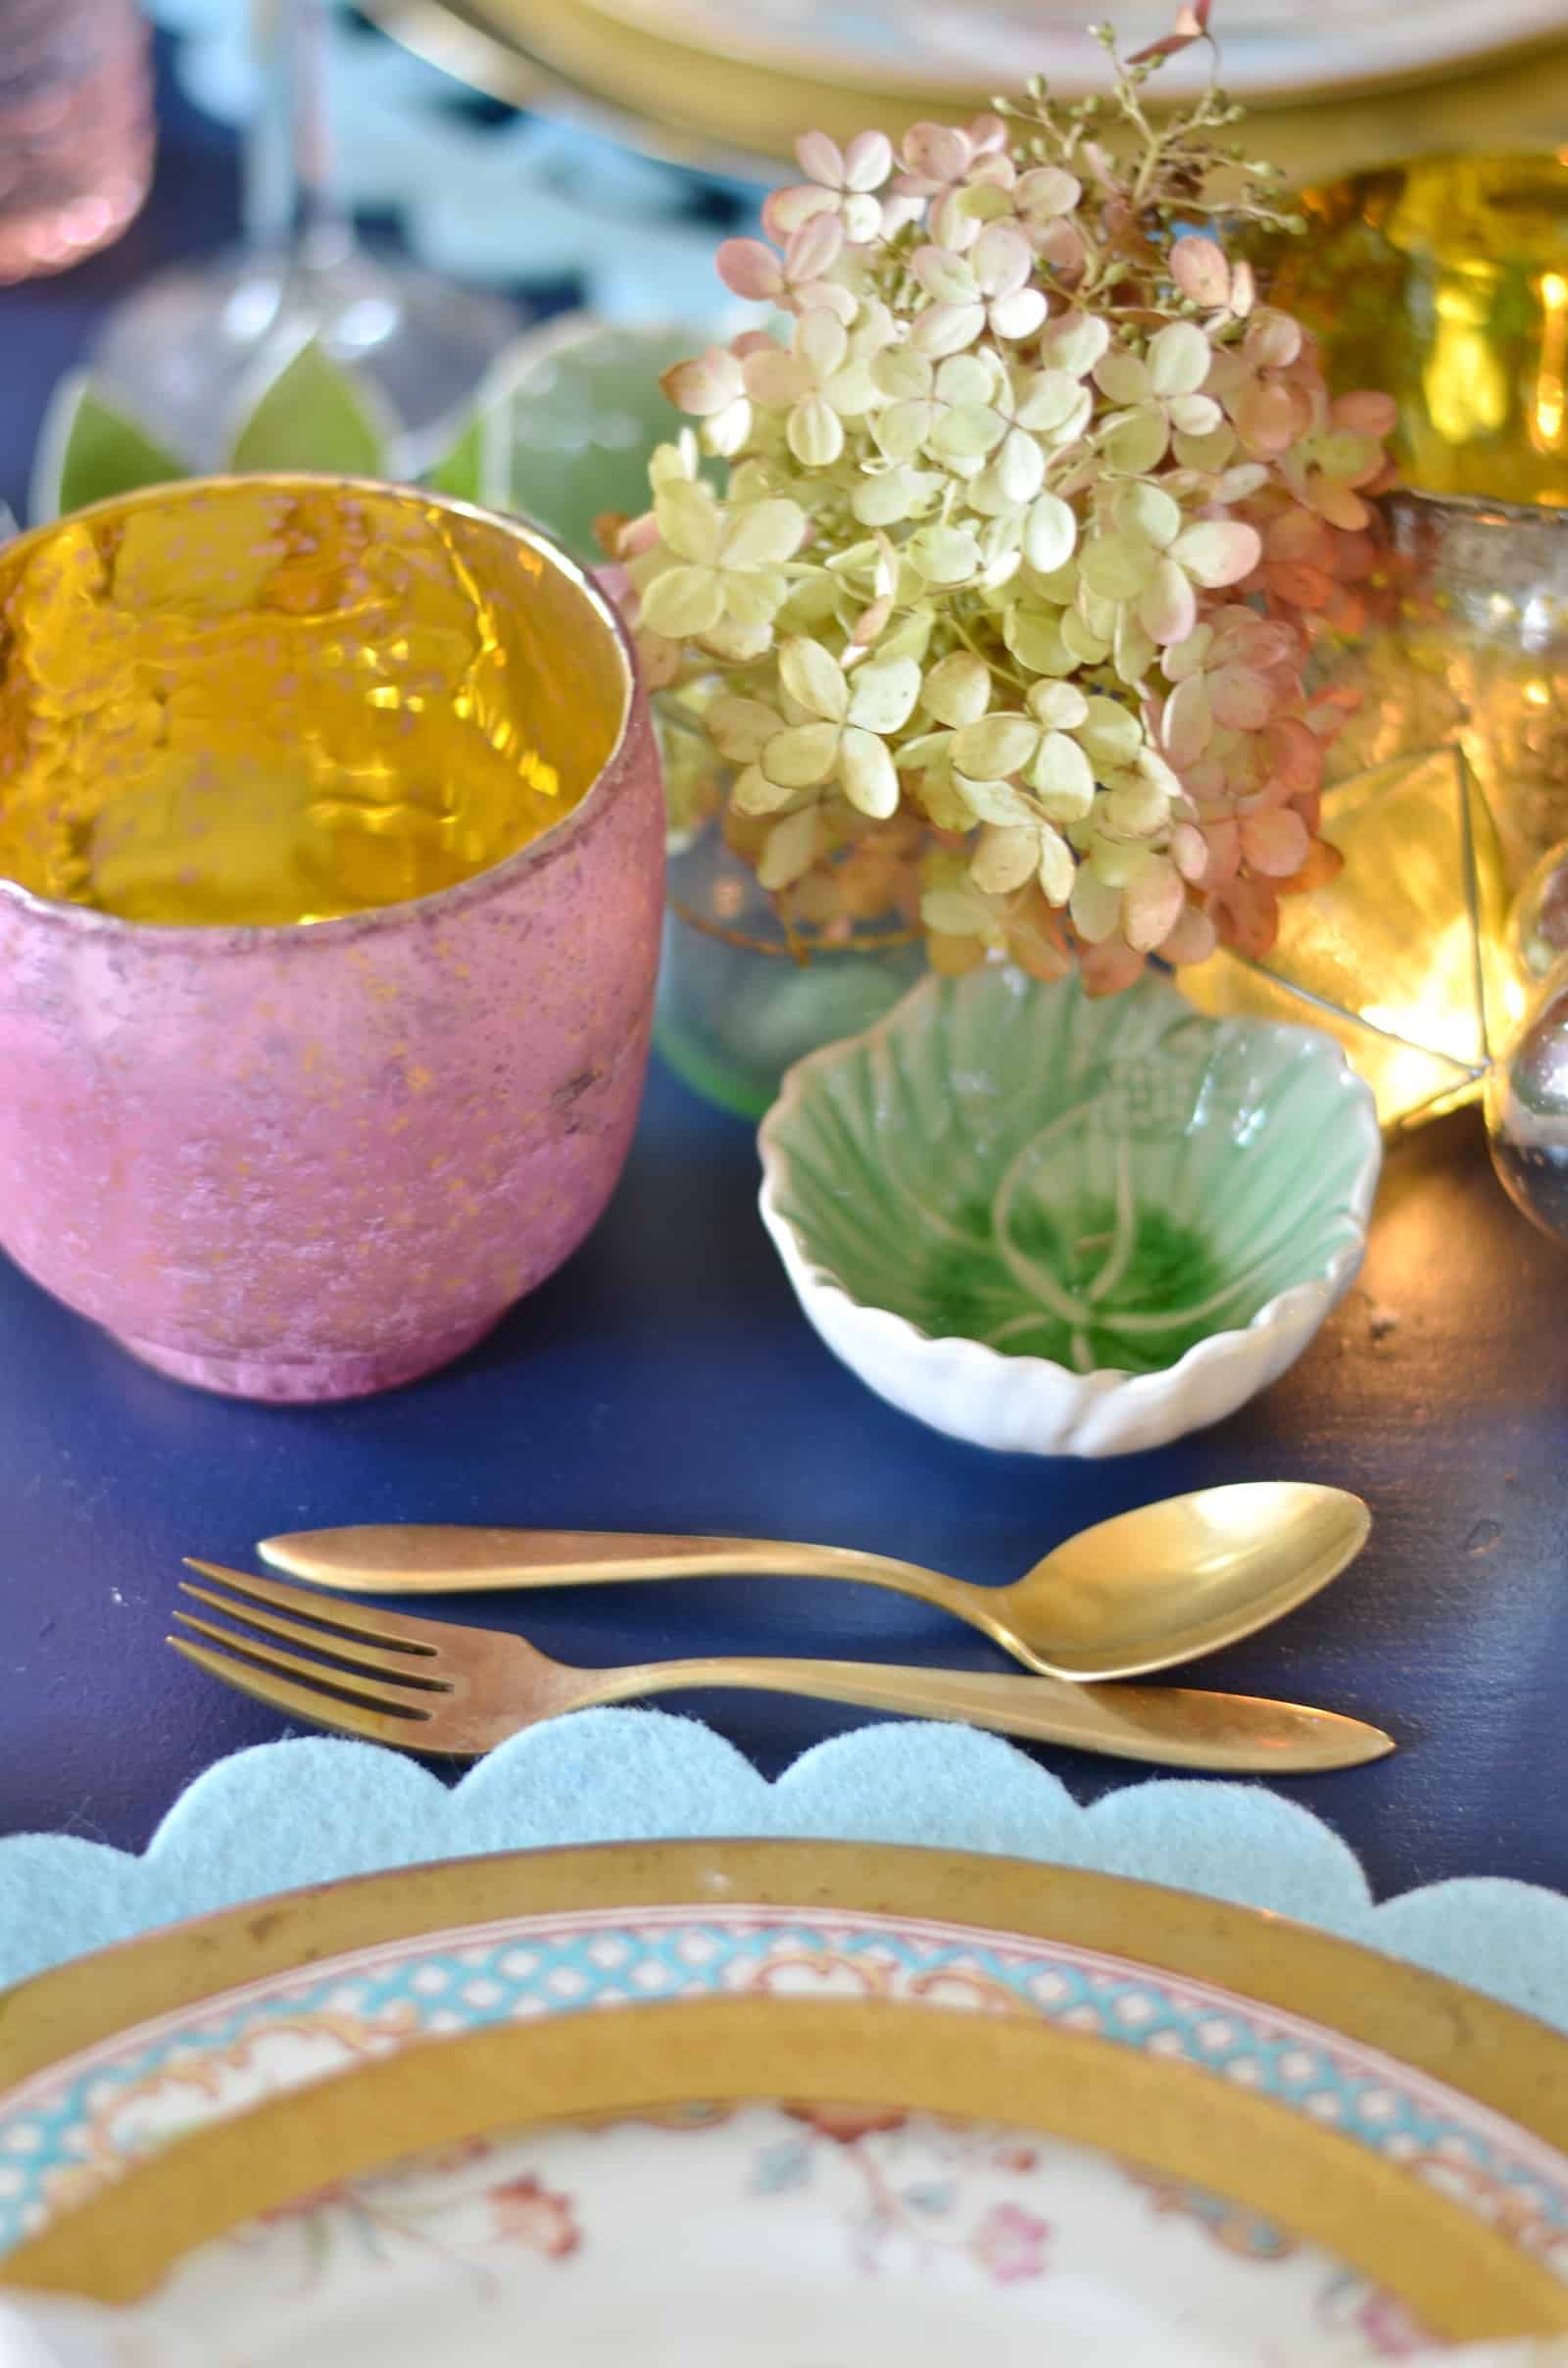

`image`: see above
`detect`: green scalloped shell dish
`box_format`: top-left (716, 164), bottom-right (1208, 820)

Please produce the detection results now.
top-left (758, 967), bottom-right (1382, 1457)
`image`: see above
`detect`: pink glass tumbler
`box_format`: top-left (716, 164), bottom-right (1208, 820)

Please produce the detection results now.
top-left (0, 477), bottom-right (665, 1401)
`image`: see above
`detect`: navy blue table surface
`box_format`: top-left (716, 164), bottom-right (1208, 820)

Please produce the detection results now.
top-left (2, 56), bottom-right (1567, 1903)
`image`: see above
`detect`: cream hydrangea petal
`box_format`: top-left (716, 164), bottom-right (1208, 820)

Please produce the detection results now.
top-left (1039, 313), bottom-right (1110, 378)
top-left (796, 309), bottom-right (849, 378)
top-left (936, 353), bottom-right (1003, 406)
top-left (1077, 695), bottom-right (1143, 767)
top-left (930, 401), bottom-right (1006, 462)
top-left (1148, 320), bottom-right (1212, 398)
top-left (1167, 393), bottom-right (1223, 437)
top-left (654, 479), bottom-right (721, 563)
top-left (1026, 678), bottom-right (1088, 730)
top-left (1079, 535), bottom-right (1155, 601)
top-left (971, 822), bottom-right (1041, 893)
top-left (987, 288), bottom-right (1049, 340)
top-left (759, 804), bottom-right (822, 890)
top-left (1112, 481), bottom-right (1182, 550)
top-left (922, 650), bottom-right (993, 727)
top-left (910, 302), bottom-right (988, 358)
top-left (788, 394), bottom-right (844, 467)
top-left (848, 655), bottom-right (923, 732)
top-left (853, 466), bottom-right (933, 525)
top-left (732, 762), bottom-right (796, 815)
top-left (722, 567), bottom-right (791, 627)
top-left (1094, 347), bottom-right (1152, 406)
top-left (707, 695), bottom-right (783, 763)
top-left (761, 718), bottom-right (843, 787)
top-left (1004, 604), bottom-right (1073, 675)
top-left (1014, 369), bottom-right (1083, 434)
top-left (913, 245), bottom-right (979, 304)
top-left (1036, 822), bottom-right (1075, 907)
top-left (840, 724), bottom-right (901, 817)
top-left (720, 499), bottom-right (808, 567)
top-left (1022, 492), bottom-right (1078, 574)
top-left (640, 564), bottom-right (724, 637)
top-left (1102, 408), bottom-right (1170, 474)
top-left (874, 348), bottom-right (934, 402)
top-left (1070, 865), bottom-right (1122, 942)
top-left (841, 192), bottom-right (883, 243)
top-left (779, 636), bottom-right (850, 723)
top-left (1060, 608), bottom-right (1110, 665)
top-left (743, 346), bottom-right (811, 408)
top-left (1030, 729), bottom-right (1095, 810)
top-left (973, 221), bottom-right (1032, 296)
top-left (994, 426), bottom-right (1046, 505)
top-left (952, 711), bottom-right (1038, 782)
top-left (956, 774), bottom-right (1037, 826)
top-left (1015, 165), bottom-right (1080, 220)
top-left (906, 523), bottom-right (981, 584)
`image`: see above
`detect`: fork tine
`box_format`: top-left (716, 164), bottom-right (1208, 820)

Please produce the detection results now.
top-left (172, 1611), bottom-right (435, 1717)
top-left (178, 1578), bottom-right (453, 1690)
top-left (167, 1635), bottom-right (439, 1751)
top-left (182, 1560), bottom-right (446, 1654)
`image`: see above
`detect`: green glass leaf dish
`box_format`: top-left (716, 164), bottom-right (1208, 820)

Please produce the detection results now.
top-left (758, 966), bottom-right (1382, 1458)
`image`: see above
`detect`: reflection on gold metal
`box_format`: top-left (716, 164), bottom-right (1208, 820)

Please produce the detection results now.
top-left (0, 477), bottom-right (622, 927)
top-left (1183, 748), bottom-right (1517, 1136)
top-left (1532, 269), bottom-right (1568, 451)
top-left (1264, 153), bottom-right (1568, 507)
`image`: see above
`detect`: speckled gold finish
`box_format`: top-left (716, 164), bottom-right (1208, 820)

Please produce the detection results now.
top-left (0, 477), bottom-right (664, 1401)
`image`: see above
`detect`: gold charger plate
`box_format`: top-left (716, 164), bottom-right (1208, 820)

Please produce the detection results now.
top-left (2, 1840), bottom-right (1568, 2336)
top-left (363, 0), bottom-right (1568, 185)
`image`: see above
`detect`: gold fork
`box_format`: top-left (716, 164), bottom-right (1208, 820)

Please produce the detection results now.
top-left (168, 1561), bottom-right (1394, 1773)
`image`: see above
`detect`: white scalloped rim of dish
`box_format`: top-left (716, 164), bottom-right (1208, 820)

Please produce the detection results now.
top-left (757, 965), bottom-right (1382, 1458)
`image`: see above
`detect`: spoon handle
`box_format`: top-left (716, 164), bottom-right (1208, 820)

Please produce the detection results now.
top-left (259, 1524), bottom-right (982, 1625)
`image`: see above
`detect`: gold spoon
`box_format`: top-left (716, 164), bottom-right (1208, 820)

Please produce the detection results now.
top-left (259, 1482), bottom-right (1368, 1683)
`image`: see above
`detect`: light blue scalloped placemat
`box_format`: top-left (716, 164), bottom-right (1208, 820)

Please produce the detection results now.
top-left (4, 1710), bottom-right (1568, 2030)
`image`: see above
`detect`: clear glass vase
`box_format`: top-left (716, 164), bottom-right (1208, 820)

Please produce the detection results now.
top-left (655, 816), bottom-right (927, 1121)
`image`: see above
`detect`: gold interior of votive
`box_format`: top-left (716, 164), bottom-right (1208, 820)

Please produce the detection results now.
top-left (0, 477), bottom-right (627, 926)
top-left (1257, 153), bottom-right (1568, 507)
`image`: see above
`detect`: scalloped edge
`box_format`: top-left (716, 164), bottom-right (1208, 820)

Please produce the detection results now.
top-left (758, 969), bottom-right (1383, 1457)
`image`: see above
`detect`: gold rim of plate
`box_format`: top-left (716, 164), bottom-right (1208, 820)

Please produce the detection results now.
top-left (5, 1992), bottom-right (1568, 2335)
top-left (360, 0), bottom-right (1568, 172)
top-left (3, 1841), bottom-right (1568, 2326)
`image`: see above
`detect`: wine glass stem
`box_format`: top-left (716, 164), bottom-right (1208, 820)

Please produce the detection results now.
top-left (243, 0), bottom-right (353, 272)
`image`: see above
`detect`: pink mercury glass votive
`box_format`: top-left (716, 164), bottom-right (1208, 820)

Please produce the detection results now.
top-left (0, 475), bottom-right (665, 1401)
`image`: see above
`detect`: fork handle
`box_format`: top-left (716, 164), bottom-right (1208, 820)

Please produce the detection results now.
top-left (578, 1656), bottom-right (1391, 1774)
top-left (260, 1526), bottom-right (979, 1625)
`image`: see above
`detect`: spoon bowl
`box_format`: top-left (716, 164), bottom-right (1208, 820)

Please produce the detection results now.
top-left (260, 1482), bottom-right (1370, 1683)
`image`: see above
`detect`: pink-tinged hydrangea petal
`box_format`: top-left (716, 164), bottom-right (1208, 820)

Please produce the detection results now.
top-left (796, 130), bottom-right (845, 187)
top-left (1231, 378), bottom-right (1299, 455)
top-left (1170, 235), bottom-right (1230, 307)
top-left (1078, 937), bottom-right (1147, 996)
top-left (843, 128), bottom-right (894, 189)
top-left (1310, 475), bottom-right (1371, 530)
top-left (1240, 806), bottom-right (1310, 876)
top-left (1158, 900), bottom-right (1217, 963)
top-left (1162, 671), bottom-right (1211, 765)
top-left (1170, 820), bottom-right (1209, 882)
top-left (910, 301), bottom-right (988, 358)
top-left (1199, 817), bottom-right (1240, 885)
top-left (968, 110), bottom-right (1007, 153)
top-left (973, 221), bottom-right (1031, 296)
top-left (715, 239), bottom-right (783, 302)
top-left (762, 183), bottom-right (837, 239)
top-left (1208, 874), bottom-right (1280, 959)
top-left (743, 344), bottom-right (809, 407)
top-left (787, 213), bottom-right (844, 279)
top-left (662, 348), bottom-right (742, 416)
top-left (903, 121), bottom-right (969, 185)
top-left (988, 287), bottom-right (1049, 340)
top-left (1334, 388), bottom-right (1398, 436)
top-left (1139, 555), bottom-right (1198, 646)
top-left (1268, 561), bottom-right (1336, 609)
top-left (1124, 860), bottom-right (1187, 953)
top-left (1230, 260), bottom-right (1256, 316)
top-left (1208, 664), bottom-right (1275, 730)
top-left (1171, 519), bottom-right (1261, 586)
top-left (1266, 716), bottom-right (1323, 795)
top-left (795, 279), bottom-right (859, 325)
top-left (1245, 309), bottom-right (1303, 370)
top-left (797, 308), bottom-right (849, 376)
top-left (913, 244), bottom-right (978, 304)
top-left (930, 189), bottom-right (982, 252)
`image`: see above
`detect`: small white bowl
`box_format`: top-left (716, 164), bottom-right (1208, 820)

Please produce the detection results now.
top-left (758, 966), bottom-right (1381, 1458)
